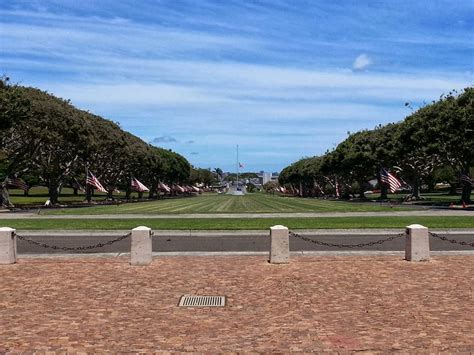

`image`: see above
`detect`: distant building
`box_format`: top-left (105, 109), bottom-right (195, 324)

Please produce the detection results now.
top-left (258, 171), bottom-right (279, 185)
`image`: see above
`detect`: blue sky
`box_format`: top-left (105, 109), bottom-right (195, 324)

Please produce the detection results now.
top-left (1, 1), bottom-right (473, 172)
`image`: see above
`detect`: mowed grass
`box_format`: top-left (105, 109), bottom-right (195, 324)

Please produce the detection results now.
top-left (46, 193), bottom-right (411, 215)
top-left (9, 186), bottom-right (139, 205)
top-left (367, 192), bottom-right (461, 202)
top-left (1, 216), bottom-right (473, 230)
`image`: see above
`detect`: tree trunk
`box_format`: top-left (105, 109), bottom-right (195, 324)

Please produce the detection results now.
top-left (411, 179), bottom-right (420, 199)
top-left (0, 182), bottom-right (13, 207)
top-left (449, 183), bottom-right (457, 195)
top-left (358, 180), bottom-right (366, 199)
top-left (149, 187), bottom-right (157, 199)
top-left (73, 188), bottom-right (78, 196)
top-left (138, 191), bottom-right (143, 199)
top-left (48, 182), bottom-right (59, 205)
top-left (85, 186), bottom-right (92, 203)
top-left (380, 183), bottom-right (388, 200)
top-left (126, 186), bottom-right (131, 200)
top-left (461, 184), bottom-right (472, 204)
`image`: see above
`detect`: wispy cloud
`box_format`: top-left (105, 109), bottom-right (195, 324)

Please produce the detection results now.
top-left (151, 136), bottom-right (177, 144)
top-left (1, 1), bottom-right (472, 171)
top-left (353, 54), bottom-right (373, 71)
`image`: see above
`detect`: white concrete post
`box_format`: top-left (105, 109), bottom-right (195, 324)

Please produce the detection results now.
top-left (405, 224), bottom-right (430, 261)
top-left (270, 225), bottom-right (290, 264)
top-left (0, 227), bottom-right (17, 264)
top-left (130, 226), bottom-right (153, 266)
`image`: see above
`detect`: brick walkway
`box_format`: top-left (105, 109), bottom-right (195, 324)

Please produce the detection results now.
top-left (1, 255), bottom-right (473, 352)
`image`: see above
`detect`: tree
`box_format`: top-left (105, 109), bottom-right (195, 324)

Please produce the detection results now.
top-left (2, 86), bottom-right (90, 204)
top-left (1, 82), bottom-right (193, 206)
top-left (399, 88), bottom-right (473, 202)
top-left (190, 167), bottom-right (215, 186)
top-left (213, 168), bottom-right (224, 184)
top-left (263, 181), bottom-right (279, 194)
top-left (0, 78), bottom-right (32, 206)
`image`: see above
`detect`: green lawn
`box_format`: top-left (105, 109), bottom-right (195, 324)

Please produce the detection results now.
top-left (366, 192), bottom-right (461, 202)
top-left (8, 186), bottom-right (140, 205)
top-left (45, 193), bottom-right (413, 215)
top-left (1, 216), bottom-right (472, 230)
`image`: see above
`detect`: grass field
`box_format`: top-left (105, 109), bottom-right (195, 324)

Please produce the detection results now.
top-left (1, 216), bottom-right (472, 230)
top-left (8, 186), bottom-right (141, 205)
top-left (9, 187), bottom-right (463, 206)
top-left (45, 193), bottom-right (413, 215)
top-left (366, 192), bottom-right (461, 202)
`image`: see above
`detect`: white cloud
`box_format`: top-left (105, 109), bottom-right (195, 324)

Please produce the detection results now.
top-left (353, 54), bottom-right (373, 70)
top-left (2, 5), bottom-right (473, 171)
top-left (151, 136), bottom-right (177, 143)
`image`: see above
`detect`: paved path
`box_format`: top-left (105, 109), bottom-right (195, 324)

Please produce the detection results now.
top-left (1, 209), bottom-right (472, 219)
top-left (1, 255), bottom-right (473, 352)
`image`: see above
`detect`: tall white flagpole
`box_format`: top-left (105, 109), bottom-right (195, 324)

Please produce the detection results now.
top-left (236, 144), bottom-right (239, 189)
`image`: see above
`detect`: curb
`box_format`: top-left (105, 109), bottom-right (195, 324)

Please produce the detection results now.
top-left (18, 250), bottom-right (474, 259)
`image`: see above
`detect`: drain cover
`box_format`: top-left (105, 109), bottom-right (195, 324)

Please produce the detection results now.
top-left (179, 295), bottom-right (226, 307)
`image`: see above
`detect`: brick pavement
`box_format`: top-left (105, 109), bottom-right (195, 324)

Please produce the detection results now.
top-left (1, 255), bottom-right (473, 353)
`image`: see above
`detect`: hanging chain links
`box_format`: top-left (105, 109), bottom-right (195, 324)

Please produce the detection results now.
top-left (14, 232), bottom-right (132, 251)
top-left (289, 231), bottom-right (405, 249)
top-left (428, 232), bottom-right (474, 248)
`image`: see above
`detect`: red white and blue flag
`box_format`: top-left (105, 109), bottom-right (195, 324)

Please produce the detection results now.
top-left (86, 171), bottom-right (107, 192)
top-left (380, 168), bottom-right (402, 193)
top-left (175, 185), bottom-right (186, 193)
top-left (460, 173), bottom-right (473, 186)
top-left (7, 177), bottom-right (29, 191)
top-left (158, 182), bottom-right (171, 192)
top-left (131, 177), bottom-right (149, 192)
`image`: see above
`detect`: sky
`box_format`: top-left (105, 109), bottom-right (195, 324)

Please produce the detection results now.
top-left (1, 1), bottom-right (473, 173)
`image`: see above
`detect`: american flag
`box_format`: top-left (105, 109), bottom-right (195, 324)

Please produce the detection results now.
top-left (315, 182), bottom-right (325, 195)
top-left (175, 184), bottom-right (185, 193)
top-left (460, 173), bottom-right (473, 186)
top-left (239, 163), bottom-right (244, 168)
top-left (380, 168), bottom-right (402, 193)
top-left (131, 177), bottom-right (149, 192)
top-left (86, 171), bottom-right (107, 192)
top-left (158, 182), bottom-right (171, 192)
top-left (7, 177), bottom-right (29, 191)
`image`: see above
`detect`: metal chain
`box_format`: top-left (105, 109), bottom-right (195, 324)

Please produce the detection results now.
top-left (289, 231), bottom-right (405, 249)
top-left (14, 232), bottom-right (132, 251)
top-left (429, 232), bottom-right (474, 248)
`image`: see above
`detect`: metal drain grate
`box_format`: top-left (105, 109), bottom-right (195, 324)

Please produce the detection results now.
top-left (179, 295), bottom-right (226, 307)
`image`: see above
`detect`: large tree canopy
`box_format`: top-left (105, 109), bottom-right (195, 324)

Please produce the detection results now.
top-left (280, 88), bottom-right (474, 203)
top-left (0, 81), bottom-right (191, 206)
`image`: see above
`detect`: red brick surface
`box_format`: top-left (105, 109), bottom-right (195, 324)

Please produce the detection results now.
top-left (1, 255), bottom-right (473, 352)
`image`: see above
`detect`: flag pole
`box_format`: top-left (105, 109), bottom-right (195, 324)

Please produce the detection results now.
top-left (236, 144), bottom-right (239, 190)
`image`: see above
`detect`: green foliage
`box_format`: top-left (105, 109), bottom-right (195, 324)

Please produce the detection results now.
top-left (190, 167), bottom-right (215, 186)
top-left (0, 82), bottom-right (191, 204)
top-left (246, 182), bottom-right (257, 192)
top-left (281, 87), bottom-right (474, 202)
top-left (0, 77), bottom-right (32, 133)
top-left (263, 180), bottom-right (279, 193)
